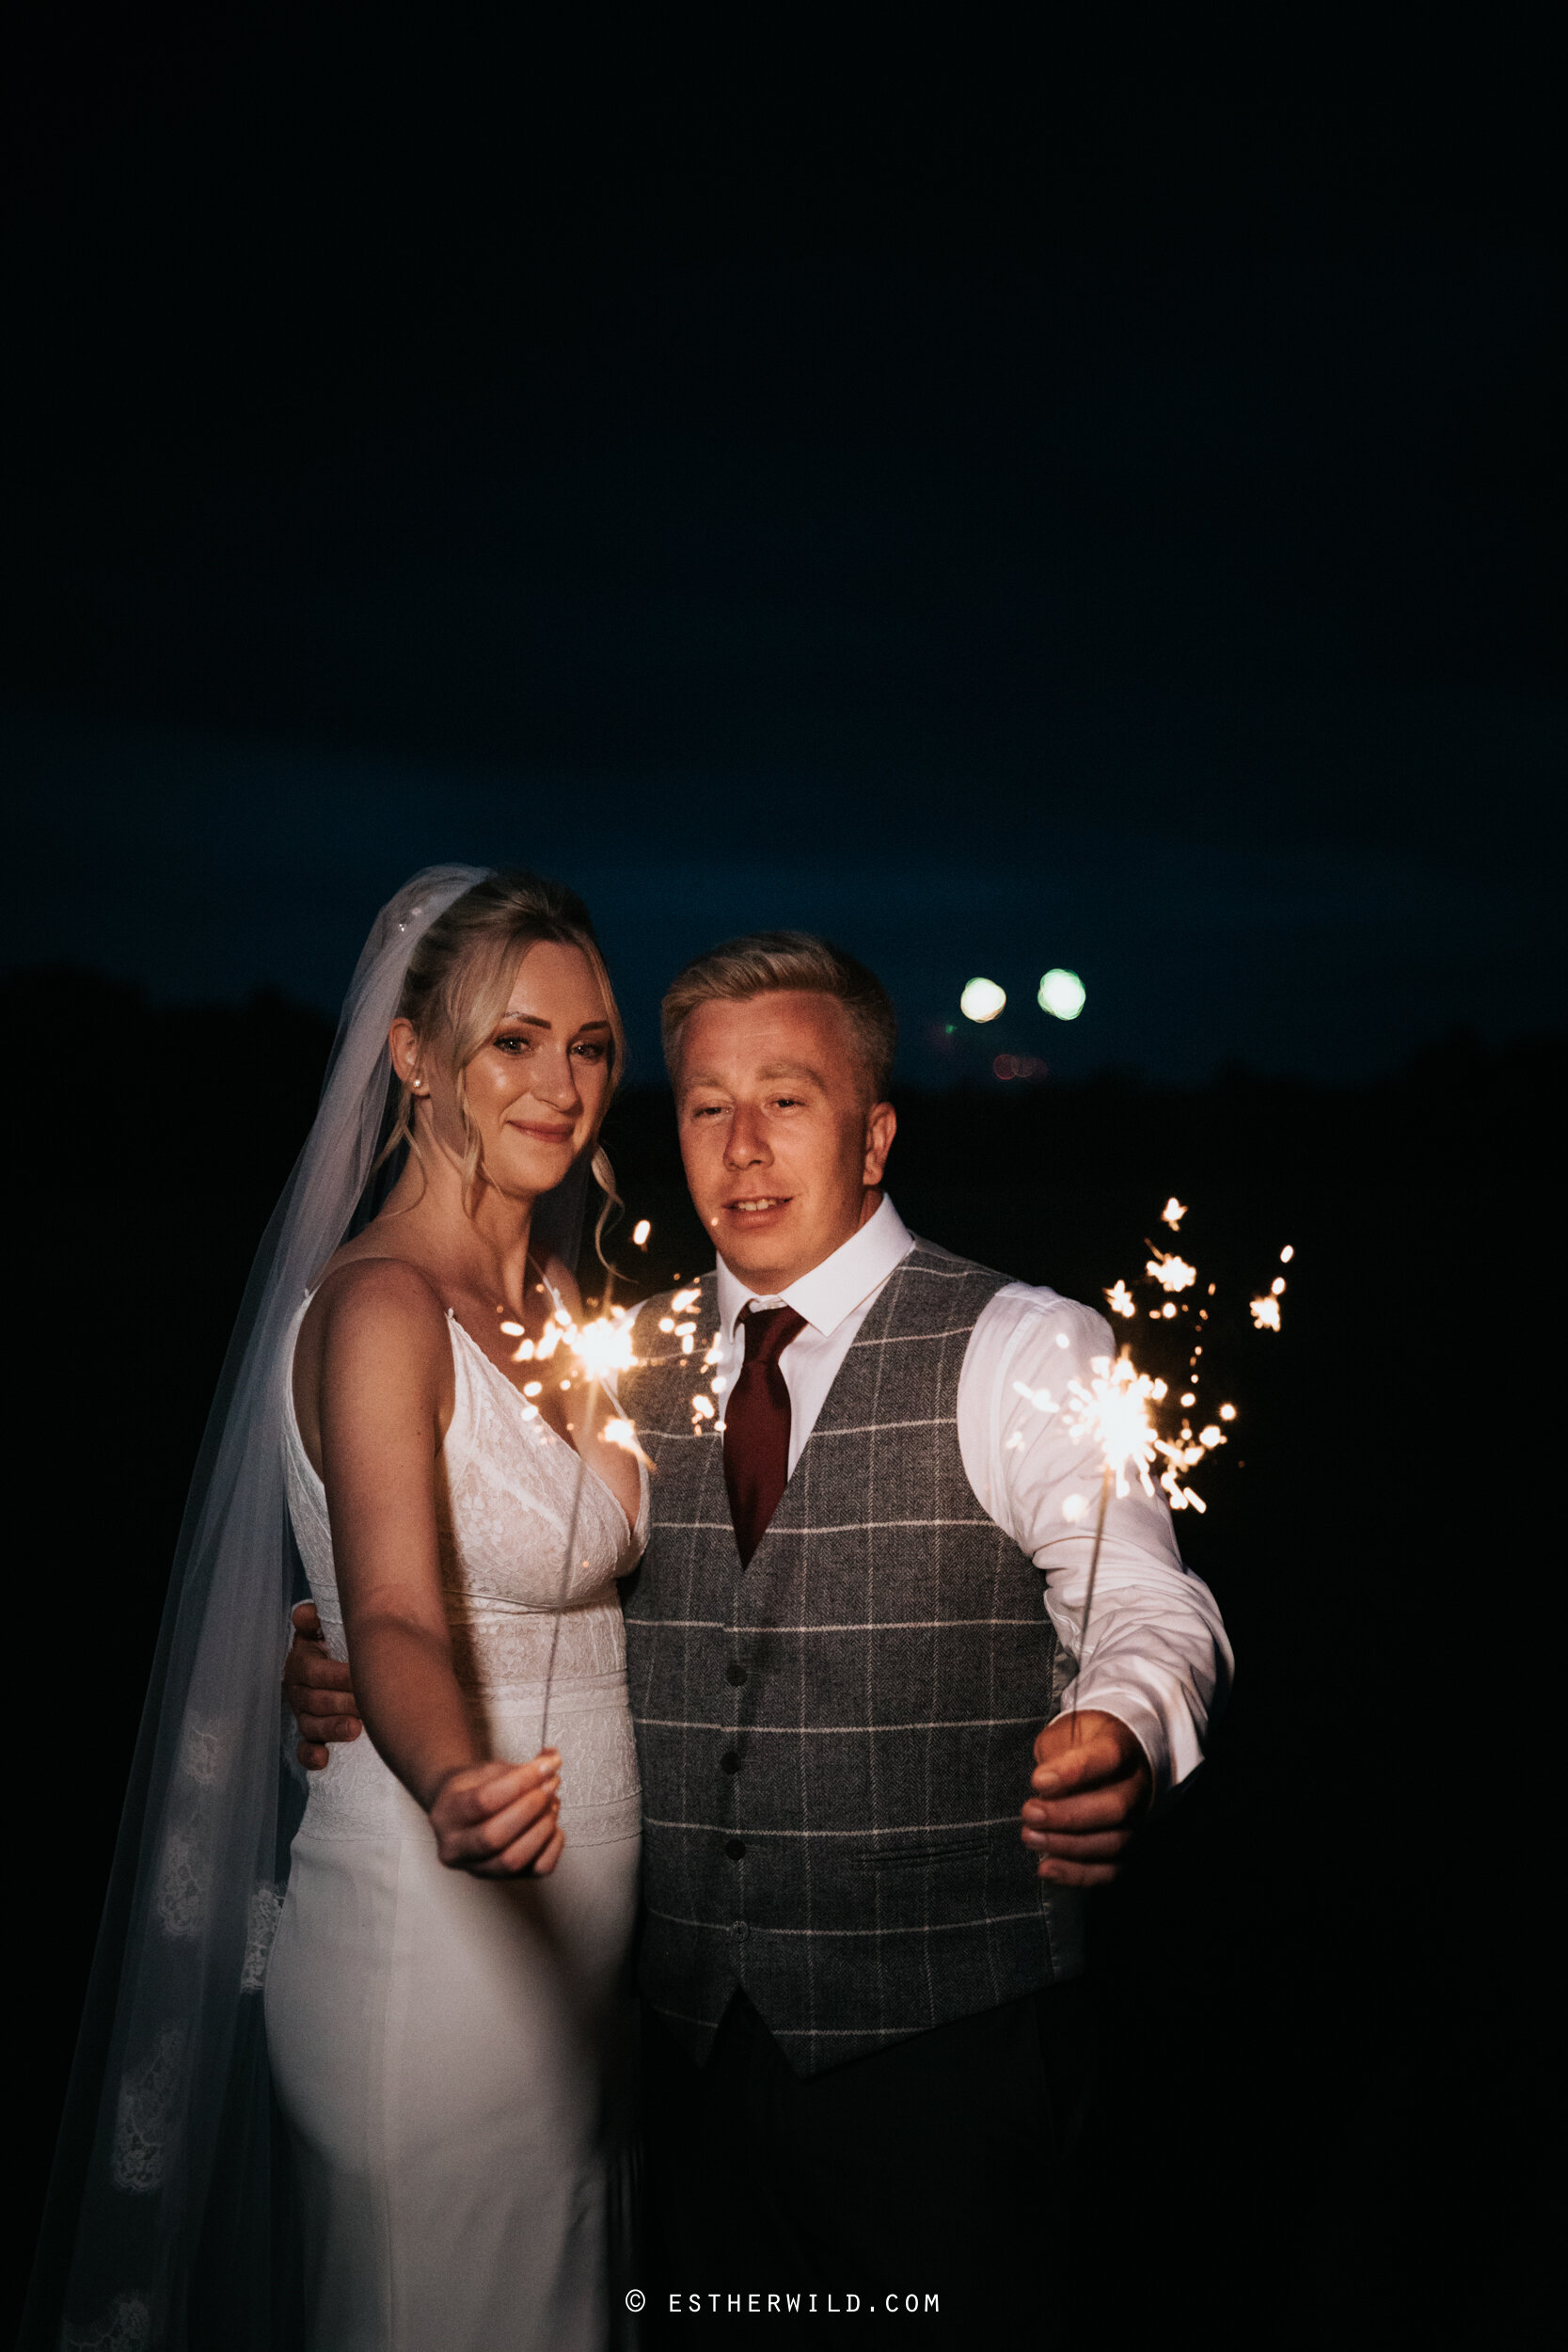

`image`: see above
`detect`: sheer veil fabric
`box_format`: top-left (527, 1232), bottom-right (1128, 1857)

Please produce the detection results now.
top-left (24, 866), bottom-right (596, 2351)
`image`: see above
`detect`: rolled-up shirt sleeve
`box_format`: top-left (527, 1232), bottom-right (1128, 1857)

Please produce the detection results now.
top-left (958, 1285), bottom-right (1234, 1796)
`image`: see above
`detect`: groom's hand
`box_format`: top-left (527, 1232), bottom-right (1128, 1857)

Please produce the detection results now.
top-left (1021, 1710), bottom-right (1152, 1887)
top-left (283, 1601), bottom-right (363, 1769)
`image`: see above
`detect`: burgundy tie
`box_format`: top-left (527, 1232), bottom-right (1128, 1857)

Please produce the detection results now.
top-left (722, 1304), bottom-right (807, 1566)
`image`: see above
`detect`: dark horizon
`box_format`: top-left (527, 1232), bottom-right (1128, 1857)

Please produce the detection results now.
top-left (7, 694), bottom-right (1563, 1091)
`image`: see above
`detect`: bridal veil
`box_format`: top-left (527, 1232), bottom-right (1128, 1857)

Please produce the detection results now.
top-left (23, 866), bottom-right (594, 2351)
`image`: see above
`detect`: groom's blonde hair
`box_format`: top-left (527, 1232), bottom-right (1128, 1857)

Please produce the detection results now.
top-left (661, 931), bottom-right (897, 1102)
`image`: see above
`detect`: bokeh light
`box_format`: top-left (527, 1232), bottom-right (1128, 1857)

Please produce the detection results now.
top-left (960, 977), bottom-right (1006, 1024)
top-left (1037, 967), bottom-right (1086, 1020)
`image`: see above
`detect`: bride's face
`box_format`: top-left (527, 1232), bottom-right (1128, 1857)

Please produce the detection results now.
top-left (401, 940), bottom-right (614, 1202)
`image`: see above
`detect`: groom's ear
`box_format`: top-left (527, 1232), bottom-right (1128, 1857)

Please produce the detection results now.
top-left (863, 1100), bottom-right (896, 1187)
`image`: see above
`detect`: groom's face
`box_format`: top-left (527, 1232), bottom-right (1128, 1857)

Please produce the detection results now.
top-left (674, 991), bottom-right (895, 1292)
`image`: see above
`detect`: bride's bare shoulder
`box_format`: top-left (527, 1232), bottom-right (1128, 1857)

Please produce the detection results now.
top-left (293, 1257), bottom-right (452, 1460)
top-left (305, 1252), bottom-right (449, 1352)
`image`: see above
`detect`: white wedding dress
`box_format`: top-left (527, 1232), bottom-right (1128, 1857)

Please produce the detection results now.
top-left (265, 1299), bottom-right (647, 2352)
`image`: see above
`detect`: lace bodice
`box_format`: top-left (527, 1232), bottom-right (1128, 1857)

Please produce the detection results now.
top-left (281, 1297), bottom-right (647, 1845)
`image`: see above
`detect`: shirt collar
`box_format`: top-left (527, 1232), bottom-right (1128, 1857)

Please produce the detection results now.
top-left (714, 1195), bottom-right (914, 1343)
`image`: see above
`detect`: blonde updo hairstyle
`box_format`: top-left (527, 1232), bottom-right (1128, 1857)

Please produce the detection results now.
top-left (378, 868), bottom-right (626, 1256)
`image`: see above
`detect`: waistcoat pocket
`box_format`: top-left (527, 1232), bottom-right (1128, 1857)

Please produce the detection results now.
top-left (862, 1830), bottom-right (996, 1872)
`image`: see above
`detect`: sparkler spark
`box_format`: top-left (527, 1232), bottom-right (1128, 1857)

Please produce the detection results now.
top-left (569, 1311), bottom-right (637, 1380)
top-left (1249, 1295), bottom-right (1281, 1331)
top-left (1104, 1280), bottom-right (1136, 1319)
top-left (632, 1219), bottom-right (652, 1247)
top-left (1146, 1248), bottom-right (1197, 1293)
top-left (602, 1417), bottom-right (656, 1470)
top-left (1162, 1198), bottom-right (1188, 1229)
top-left (1064, 1354), bottom-right (1164, 1497)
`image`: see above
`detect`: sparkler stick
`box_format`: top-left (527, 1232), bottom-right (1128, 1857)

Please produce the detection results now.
top-left (522, 1214), bottom-right (701, 1757)
top-left (538, 1356), bottom-right (598, 1759)
top-left (1070, 1462), bottom-right (1115, 1744)
top-left (537, 1267), bottom-right (621, 1756)
top-left (517, 1252), bottom-right (652, 1755)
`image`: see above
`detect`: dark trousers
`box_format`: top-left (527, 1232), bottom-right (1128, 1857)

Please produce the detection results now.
top-left (641, 1982), bottom-right (1093, 2337)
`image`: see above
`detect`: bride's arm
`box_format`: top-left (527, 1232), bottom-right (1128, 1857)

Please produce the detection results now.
top-left (313, 1260), bottom-right (563, 1877)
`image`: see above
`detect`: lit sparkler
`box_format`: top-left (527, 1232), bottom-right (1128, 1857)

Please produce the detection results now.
top-left (1014, 1351), bottom-right (1174, 1737)
top-left (528, 1277), bottom-right (646, 1750)
top-left (1029, 1212), bottom-right (1294, 1737)
top-left (531, 1243), bottom-right (731, 1749)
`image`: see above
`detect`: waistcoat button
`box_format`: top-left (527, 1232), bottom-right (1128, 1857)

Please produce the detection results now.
top-left (726, 1662), bottom-right (748, 1686)
top-left (726, 1837), bottom-right (746, 1861)
top-left (721, 1752), bottom-right (740, 1773)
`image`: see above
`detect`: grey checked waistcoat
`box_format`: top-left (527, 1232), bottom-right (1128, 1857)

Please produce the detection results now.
top-left (620, 1237), bottom-right (1084, 2076)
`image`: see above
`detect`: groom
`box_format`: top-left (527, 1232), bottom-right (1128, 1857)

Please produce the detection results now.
top-left (289, 931), bottom-right (1229, 2325)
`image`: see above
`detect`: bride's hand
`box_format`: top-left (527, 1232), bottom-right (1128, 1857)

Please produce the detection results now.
top-left (427, 1753), bottom-right (564, 1878)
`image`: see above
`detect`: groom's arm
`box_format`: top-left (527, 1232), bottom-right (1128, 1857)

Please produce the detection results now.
top-left (284, 1601), bottom-right (363, 1769)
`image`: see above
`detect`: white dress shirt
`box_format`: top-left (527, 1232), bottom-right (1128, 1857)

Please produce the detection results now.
top-left (713, 1196), bottom-right (1233, 1797)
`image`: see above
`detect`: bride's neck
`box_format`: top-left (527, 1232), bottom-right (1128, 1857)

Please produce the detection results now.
top-left (378, 1142), bottom-right (542, 1315)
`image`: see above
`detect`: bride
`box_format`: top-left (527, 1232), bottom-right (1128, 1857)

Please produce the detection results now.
top-left (24, 868), bottom-right (644, 2352)
top-left (268, 867), bottom-right (645, 2350)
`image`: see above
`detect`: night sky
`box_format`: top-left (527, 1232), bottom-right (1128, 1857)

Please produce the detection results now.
top-left (5, 7), bottom-right (1563, 1085)
top-left (7, 23), bottom-right (1561, 2331)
